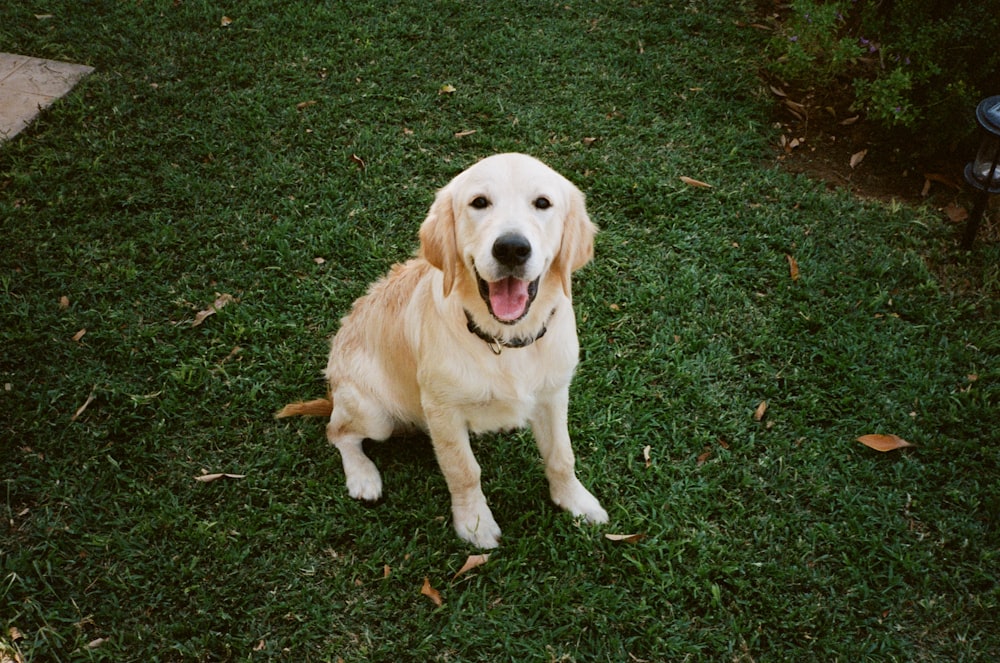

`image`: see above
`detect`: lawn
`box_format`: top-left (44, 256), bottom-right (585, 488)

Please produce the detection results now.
top-left (2, 0), bottom-right (998, 661)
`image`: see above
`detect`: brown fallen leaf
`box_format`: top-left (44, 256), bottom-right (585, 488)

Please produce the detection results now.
top-left (642, 444), bottom-right (652, 468)
top-left (350, 154), bottom-right (366, 171)
top-left (453, 553), bottom-right (490, 579)
top-left (220, 16), bottom-right (232, 27)
top-left (921, 178), bottom-right (932, 197)
top-left (296, 100), bottom-right (318, 110)
top-left (839, 115), bottom-right (859, 126)
top-left (783, 98), bottom-right (806, 120)
top-left (857, 434), bottom-right (914, 452)
top-left (71, 386), bottom-right (97, 422)
top-left (192, 293), bottom-right (235, 327)
top-left (605, 533), bottom-right (646, 543)
top-left (453, 129), bottom-right (477, 138)
top-left (59, 295), bottom-right (70, 309)
top-left (383, 564), bottom-right (392, 579)
top-left (753, 400), bottom-right (768, 422)
top-left (943, 203), bottom-right (968, 223)
top-left (679, 176), bottom-right (712, 188)
top-left (849, 149), bottom-right (868, 169)
top-left (421, 577), bottom-right (443, 606)
top-left (85, 638), bottom-right (107, 650)
top-left (72, 328), bottom-right (87, 342)
top-left (253, 640), bottom-right (266, 652)
top-left (439, 84), bottom-right (456, 94)
top-left (582, 136), bottom-right (598, 146)
top-left (194, 472), bottom-right (247, 483)
top-left (9, 626), bottom-right (23, 642)
top-left (923, 172), bottom-right (962, 191)
top-left (697, 448), bottom-right (712, 466)
top-left (786, 254), bottom-right (800, 281)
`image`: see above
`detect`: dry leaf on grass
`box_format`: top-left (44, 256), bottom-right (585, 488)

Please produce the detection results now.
top-left (296, 100), bottom-right (317, 110)
top-left (849, 149), bottom-right (868, 169)
top-left (421, 577), bottom-right (443, 606)
top-left (753, 400), bottom-right (768, 422)
top-left (350, 154), bottom-right (367, 171)
top-left (192, 293), bottom-right (235, 327)
top-left (605, 533), bottom-right (646, 543)
top-left (454, 129), bottom-right (477, 138)
top-left (642, 445), bottom-right (652, 468)
top-left (679, 176), bottom-right (712, 188)
top-left (786, 254), bottom-right (800, 281)
top-left (71, 386), bottom-right (97, 422)
top-left (943, 203), bottom-right (969, 223)
top-left (59, 295), bottom-right (70, 309)
top-left (453, 553), bottom-right (490, 579)
top-left (439, 84), bottom-right (456, 94)
top-left (194, 472), bottom-right (246, 483)
top-left (72, 328), bottom-right (87, 342)
top-left (0, 647), bottom-right (24, 663)
top-left (220, 16), bottom-right (232, 27)
top-left (857, 434), bottom-right (914, 452)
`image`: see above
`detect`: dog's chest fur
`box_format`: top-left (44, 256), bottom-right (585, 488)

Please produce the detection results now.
top-left (417, 319), bottom-right (578, 430)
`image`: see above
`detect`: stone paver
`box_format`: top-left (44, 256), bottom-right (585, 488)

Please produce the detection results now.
top-left (0, 52), bottom-right (94, 141)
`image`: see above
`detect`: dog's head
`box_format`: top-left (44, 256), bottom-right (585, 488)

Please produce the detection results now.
top-left (419, 153), bottom-right (596, 325)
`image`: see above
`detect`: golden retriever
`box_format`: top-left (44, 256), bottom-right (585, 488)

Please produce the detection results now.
top-left (277, 153), bottom-right (607, 548)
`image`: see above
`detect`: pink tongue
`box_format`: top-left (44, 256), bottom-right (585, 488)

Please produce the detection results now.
top-left (489, 277), bottom-right (529, 321)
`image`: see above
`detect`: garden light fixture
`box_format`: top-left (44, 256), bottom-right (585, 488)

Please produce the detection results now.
top-left (962, 95), bottom-right (1000, 249)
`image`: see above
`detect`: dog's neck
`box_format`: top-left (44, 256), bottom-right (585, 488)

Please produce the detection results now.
top-left (463, 308), bottom-right (555, 355)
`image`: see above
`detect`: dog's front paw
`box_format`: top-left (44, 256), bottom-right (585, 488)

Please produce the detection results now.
top-left (551, 478), bottom-right (608, 525)
top-left (452, 500), bottom-right (502, 549)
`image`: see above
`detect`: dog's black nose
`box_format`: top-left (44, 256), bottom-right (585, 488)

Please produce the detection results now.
top-left (492, 233), bottom-right (532, 267)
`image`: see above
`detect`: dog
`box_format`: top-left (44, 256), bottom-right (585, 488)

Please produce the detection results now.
top-left (277, 153), bottom-right (607, 548)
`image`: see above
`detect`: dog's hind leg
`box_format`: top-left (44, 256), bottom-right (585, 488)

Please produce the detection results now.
top-left (326, 389), bottom-right (393, 502)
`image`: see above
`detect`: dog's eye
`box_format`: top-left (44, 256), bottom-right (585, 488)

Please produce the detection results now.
top-left (533, 197), bottom-right (552, 210)
top-left (470, 196), bottom-right (490, 210)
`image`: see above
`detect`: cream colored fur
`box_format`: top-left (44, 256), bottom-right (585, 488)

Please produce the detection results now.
top-left (277, 153), bottom-right (607, 548)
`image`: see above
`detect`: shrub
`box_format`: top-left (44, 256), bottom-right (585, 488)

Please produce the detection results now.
top-left (767, 0), bottom-right (1000, 155)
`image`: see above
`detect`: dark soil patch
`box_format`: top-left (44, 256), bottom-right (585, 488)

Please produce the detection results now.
top-left (768, 81), bottom-right (999, 245)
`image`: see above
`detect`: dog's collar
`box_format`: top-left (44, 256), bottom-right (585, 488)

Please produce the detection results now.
top-left (464, 308), bottom-right (555, 355)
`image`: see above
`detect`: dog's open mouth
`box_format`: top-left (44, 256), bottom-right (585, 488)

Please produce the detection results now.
top-left (477, 273), bottom-right (539, 323)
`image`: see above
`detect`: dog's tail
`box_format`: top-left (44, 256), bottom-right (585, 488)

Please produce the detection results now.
top-left (274, 398), bottom-right (333, 419)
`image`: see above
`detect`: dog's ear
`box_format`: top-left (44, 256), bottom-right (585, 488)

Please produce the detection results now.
top-left (553, 184), bottom-right (597, 297)
top-left (419, 184), bottom-right (459, 297)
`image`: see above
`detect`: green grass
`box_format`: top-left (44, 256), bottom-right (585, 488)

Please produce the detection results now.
top-left (2, 1), bottom-right (998, 661)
